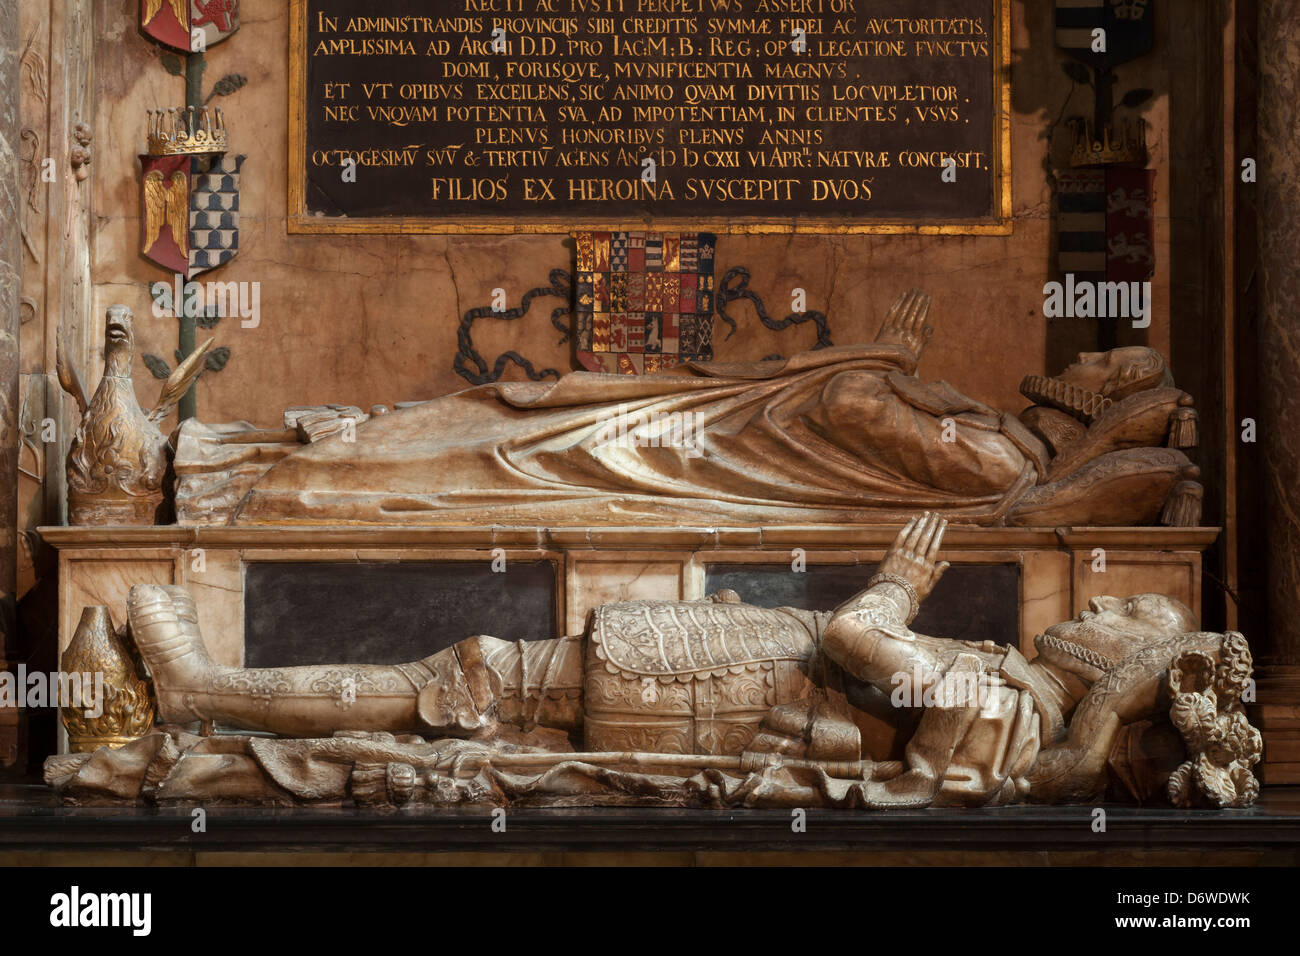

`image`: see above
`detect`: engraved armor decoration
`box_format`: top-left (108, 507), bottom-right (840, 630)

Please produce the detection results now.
top-left (583, 599), bottom-right (826, 756)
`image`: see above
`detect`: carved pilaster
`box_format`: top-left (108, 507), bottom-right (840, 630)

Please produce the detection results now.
top-left (2, 0), bottom-right (96, 771)
top-left (1255, 0), bottom-right (1300, 783)
top-left (0, 0), bottom-right (23, 767)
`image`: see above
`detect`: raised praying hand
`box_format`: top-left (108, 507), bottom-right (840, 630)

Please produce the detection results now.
top-left (877, 511), bottom-right (951, 605)
top-left (874, 288), bottom-right (936, 363)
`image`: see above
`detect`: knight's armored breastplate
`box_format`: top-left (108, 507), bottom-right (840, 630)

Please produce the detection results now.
top-left (583, 600), bottom-right (824, 756)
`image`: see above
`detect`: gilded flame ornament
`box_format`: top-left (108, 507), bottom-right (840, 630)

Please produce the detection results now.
top-left (61, 606), bottom-right (157, 753)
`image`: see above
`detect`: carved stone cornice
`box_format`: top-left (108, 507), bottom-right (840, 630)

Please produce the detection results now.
top-left (35, 524), bottom-right (1224, 553)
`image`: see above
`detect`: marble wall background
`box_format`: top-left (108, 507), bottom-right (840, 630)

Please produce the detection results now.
top-left (72, 0), bottom-right (1193, 430)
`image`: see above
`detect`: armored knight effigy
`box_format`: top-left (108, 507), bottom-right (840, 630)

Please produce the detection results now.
top-left (45, 514), bottom-right (1261, 809)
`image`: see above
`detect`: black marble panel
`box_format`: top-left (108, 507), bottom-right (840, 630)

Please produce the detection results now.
top-left (704, 562), bottom-right (1019, 646)
top-left (244, 560), bottom-right (558, 667)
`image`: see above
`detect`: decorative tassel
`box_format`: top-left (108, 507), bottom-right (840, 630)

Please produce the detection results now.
top-left (1168, 406), bottom-right (1199, 448)
top-left (1162, 480), bottom-right (1204, 527)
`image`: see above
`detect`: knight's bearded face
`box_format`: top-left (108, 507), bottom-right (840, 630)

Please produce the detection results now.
top-left (1035, 593), bottom-right (1197, 681)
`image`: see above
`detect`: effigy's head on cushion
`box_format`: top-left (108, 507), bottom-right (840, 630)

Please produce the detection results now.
top-left (1018, 345), bottom-right (1185, 430)
top-left (1058, 346), bottom-right (1175, 399)
top-left (1034, 593), bottom-right (1199, 683)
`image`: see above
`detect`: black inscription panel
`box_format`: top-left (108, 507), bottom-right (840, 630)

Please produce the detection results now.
top-left (244, 560), bottom-right (558, 667)
top-left (291, 0), bottom-right (1007, 232)
top-left (704, 562), bottom-right (1019, 646)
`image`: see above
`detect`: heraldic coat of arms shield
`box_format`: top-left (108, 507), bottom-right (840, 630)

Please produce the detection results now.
top-left (140, 0), bottom-right (240, 53)
top-left (140, 107), bottom-right (243, 279)
top-left (573, 231), bottom-right (718, 375)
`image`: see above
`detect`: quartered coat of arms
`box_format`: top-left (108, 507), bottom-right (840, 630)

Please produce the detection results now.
top-left (574, 231), bottom-right (717, 374)
top-left (139, 107), bottom-right (243, 279)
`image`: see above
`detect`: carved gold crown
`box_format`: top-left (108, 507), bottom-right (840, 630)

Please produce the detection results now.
top-left (1069, 119), bottom-right (1147, 167)
top-left (146, 106), bottom-right (228, 156)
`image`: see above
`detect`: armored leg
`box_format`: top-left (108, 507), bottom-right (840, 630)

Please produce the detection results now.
top-left (127, 584), bottom-right (499, 738)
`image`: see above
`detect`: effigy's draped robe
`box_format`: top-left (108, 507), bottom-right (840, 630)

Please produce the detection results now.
top-left (223, 344), bottom-right (1040, 526)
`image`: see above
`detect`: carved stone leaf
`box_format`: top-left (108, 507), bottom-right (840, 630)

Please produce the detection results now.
top-left (142, 354), bottom-right (171, 379)
top-left (204, 347), bottom-right (231, 372)
top-left (160, 53), bottom-right (184, 76)
top-left (196, 308), bottom-right (223, 329)
top-left (207, 74), bottom-right (248, 102)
